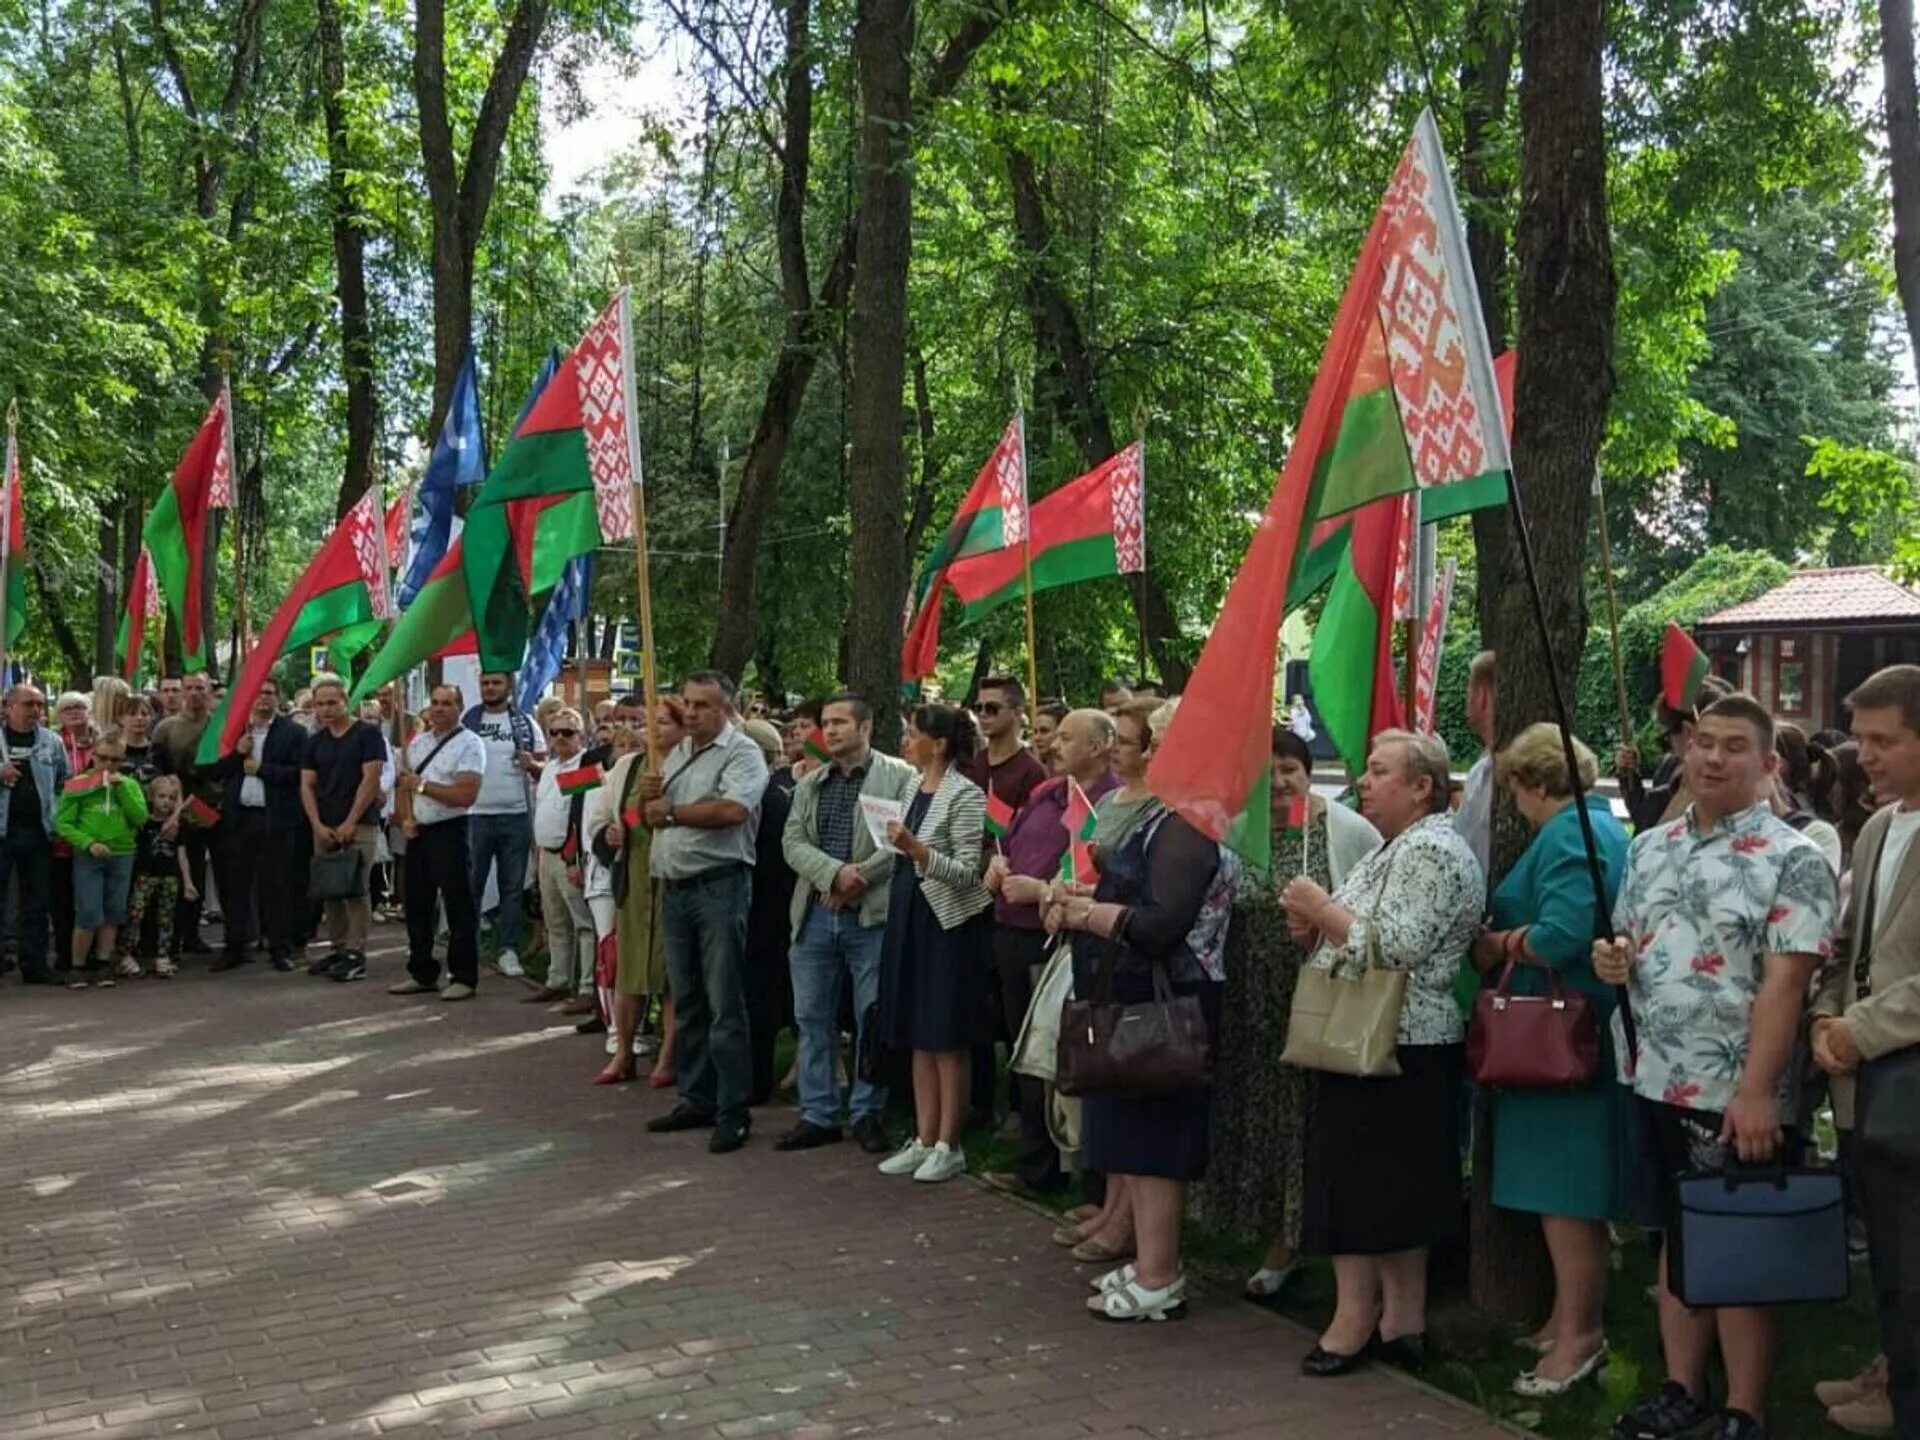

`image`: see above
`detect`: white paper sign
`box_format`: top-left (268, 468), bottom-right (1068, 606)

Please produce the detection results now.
top-left (859, 795), bottom-right (907, 851)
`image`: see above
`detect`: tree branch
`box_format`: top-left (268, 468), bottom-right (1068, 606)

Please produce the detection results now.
top-left (456, 0), bottom-right (551, 236)
top-left (411, 0), bottom-right (458, 222)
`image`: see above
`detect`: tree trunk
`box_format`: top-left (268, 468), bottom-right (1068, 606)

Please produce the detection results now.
top-left (94, 509), bottom-right (119, 678)
top-left (412, 0), bottom-right (551, 432)
top-left (1469, 0), bottom-right (1617, 1323)
top-left (317, 0), bottom-right (378, 517)
top-left (1883, 0), bottom-right (1920, 378)
top-left (845, 0), bottom-right (915, 748)
top-left (1003, 145), bottom-right (1186, 689)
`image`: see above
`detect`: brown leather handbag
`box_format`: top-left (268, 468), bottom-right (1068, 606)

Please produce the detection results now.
top-left (1465, 957), bottom-right (1600, 1089)
top-left (1055, 950), bottom-right (1213, 1100)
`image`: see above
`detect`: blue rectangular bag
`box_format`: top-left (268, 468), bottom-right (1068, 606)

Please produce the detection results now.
top-left (1668, 1163), bottom-right (1849, 1308)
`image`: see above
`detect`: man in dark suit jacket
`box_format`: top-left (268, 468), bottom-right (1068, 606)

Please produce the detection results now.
top-left (208, 678), bottom-right (313, 971)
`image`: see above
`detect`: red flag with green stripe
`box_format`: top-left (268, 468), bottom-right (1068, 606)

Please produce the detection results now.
top-left (143, 388), bottom-right (234, 672)
top-left (463, 292), bottom-right (639, 673)
top-left (115, 547), bottom-right (158, 681)
top-left (1661, 623), bottom-right (1712, 711)
top-left (1062, 777), bottom-right (1098, 885)
top-left (347, 540), bottom-right (474, 702)
top-left (901, 415), bottom-right (1027, 681)
top-left (2, 418), bottom-right (25, 653)
top-left (943, 443), bottom-right (1145, 622)
top-left (1148, 110), bottom-right (1510, 873)
top-left (197, 490), bottom-right (394, 763)
top-left (983, 789), bottom-right (1015, 840)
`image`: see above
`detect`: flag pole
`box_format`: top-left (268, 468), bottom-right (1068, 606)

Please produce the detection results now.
top-left (223, 372), bottom-right (248, 671)
top-left (1592, 465), bottom-right (1635, 748)
top-left (1018, 413), bottom-right (1040, 709)
top-left (0, 400), bottom-right (15, 759)
top-left (618, 289), bottom-right (662, 773)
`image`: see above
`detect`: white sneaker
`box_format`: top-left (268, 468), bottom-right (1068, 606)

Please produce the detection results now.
top-left (878, 1139), bottom-right (931, 1176)
top-left (441, 982), bottom-right (475, 1001)
top-left (912, 1142), bottom-right (966, 1183)
top-left (494, 950), bottom-right (524, 978)
top-left (116, 957), bottom-right (143, 979)
top-left (154, 957), bottom-right (177, 978)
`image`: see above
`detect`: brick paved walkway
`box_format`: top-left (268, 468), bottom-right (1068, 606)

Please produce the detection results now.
top-left (1, 929), bottom-right (1511, 1439)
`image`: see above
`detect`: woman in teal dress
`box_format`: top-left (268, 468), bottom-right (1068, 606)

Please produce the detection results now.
top-left (1467, 722), bottom-right (1628, 1400)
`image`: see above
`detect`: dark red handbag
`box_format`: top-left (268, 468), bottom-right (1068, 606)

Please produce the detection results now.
top-left (1465, 958), bottom-right (1600, 1089)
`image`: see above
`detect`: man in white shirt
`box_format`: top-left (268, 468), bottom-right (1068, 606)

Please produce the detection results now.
top-left (525, 708), bottom-right (596, 1007)
top-left (391, 685), bottom-right (487, 1001)
top-left (1455, 650), bottom-right (1495, 881)
top-left (462, 670), bottom-right (545, 979)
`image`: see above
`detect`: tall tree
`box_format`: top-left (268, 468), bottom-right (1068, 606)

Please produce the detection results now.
top-left (316, 0), bottom-right (376, 516)
top-left (1472, 0), bottom-right (1618, 1321)
top-left (412, 0), bottom-right (550, 432)
top-left (845, 0), bottom-right (915, 742)
top-left (1882, 0), bottom-right (1920, 378)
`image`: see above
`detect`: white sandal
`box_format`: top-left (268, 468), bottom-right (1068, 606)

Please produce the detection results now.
top-left (1091, 1262), bottom-right (1137, 1294)
top-left (1087, 1274), bottom-right (1186, 1322)
top-left (1244, 1262), bottom-right (1298, 1299)
top-left (1512, 1342), bottom-right (1607, 1398)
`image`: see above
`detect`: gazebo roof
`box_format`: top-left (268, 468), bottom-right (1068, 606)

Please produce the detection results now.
top-left (1697, 567), bottom-right (1920, 630)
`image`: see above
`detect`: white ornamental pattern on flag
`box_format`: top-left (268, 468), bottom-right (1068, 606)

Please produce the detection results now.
top-left (576, 293), bottom-right (636, 543)
top-left (1107, 442), bottom-right (1146, 574)
top-left (344, 492), bottom-right (395, 619)
top-left (994, 415), bottom-right (1027, 545)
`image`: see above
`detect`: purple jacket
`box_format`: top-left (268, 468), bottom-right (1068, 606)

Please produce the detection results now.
top-left (996, 771), bottom-right (1120, 929)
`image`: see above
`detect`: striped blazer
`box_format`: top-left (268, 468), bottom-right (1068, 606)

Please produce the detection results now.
top-left (905, 768), bottom-right (994, 930)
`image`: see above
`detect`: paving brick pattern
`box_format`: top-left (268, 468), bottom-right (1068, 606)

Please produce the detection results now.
top-left (0, 930), bottom-right (1512, 1439)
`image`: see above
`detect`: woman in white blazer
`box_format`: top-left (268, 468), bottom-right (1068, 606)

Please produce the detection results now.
top-left (875, 703), bottom-right (995, 1184)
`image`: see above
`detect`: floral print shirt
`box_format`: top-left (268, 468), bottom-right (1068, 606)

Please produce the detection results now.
top-left (1310, 811), bottom-right (1484, 1046)
top-left (1612, 800), bottom-right (1837, 1115)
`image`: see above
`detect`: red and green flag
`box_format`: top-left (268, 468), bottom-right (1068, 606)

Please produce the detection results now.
top-left (803, 726), bottom-right (829, 764)
top-left (64, 769), bottom-right (108, 796)
top-left (942, 442), bottom-right (1146, 622)
top-left (2, 408), bottom-right (26, 654)
top-left (462, 291), bottom-right (640, 673)
top-left (143, 384), bottom-right (235, 673)
top-left (1062, 777), bottom-right (1098, 885)
top-left (185, 794), bottom-right (221, 828)
top-left (1149, 110), bottom-right (1511, 874)
top-left (347, 539), bottom-right (477, 702)
top-left (1661, 622), bottom-right (1712, 712)
top-left (197, 490), bottom-right (395, 763)
top-left (115, 546), bottom-right (164, 682)
top-left (983, 789), bottom-right (1016, 840)
top-left (902, 415), bottom-right (1027, 681)
top-left (557, 763), bottom-right (604, 796)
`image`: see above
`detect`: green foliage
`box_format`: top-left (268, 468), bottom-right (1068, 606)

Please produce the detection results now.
top-left (1810, 436), bottom-right (1920, 569)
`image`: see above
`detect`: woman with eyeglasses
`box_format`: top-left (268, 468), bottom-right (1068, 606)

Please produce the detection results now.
top-left (56, 736), bottom-right (147, 988)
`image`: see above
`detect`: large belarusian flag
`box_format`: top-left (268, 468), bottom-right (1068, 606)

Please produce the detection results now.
top-left (197, 490), bottom-right (395, 762)
top-left (144, 385), bottom-right (235, 672)
top-left (346, 539), bottom-right (476, 702)
top-left (901, 415), bottom-right (1028, 681)
top-left (2, 411), bottom-right (25, 653)
top-left (462, 293), bottom-right (639, 673)
top-left (942, 442), bottom-right (1145, 622)
top-left (1149, 109), bottom-right (1511, 872)
top-left (115, 546), bottom-right (164, 681)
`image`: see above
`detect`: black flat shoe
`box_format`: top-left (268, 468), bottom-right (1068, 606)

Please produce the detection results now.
top-left (647, 1105), bottom-right (716, 1134)
top-left (1301, 1343), bottom-right (1371, 1378)
top-left (574, 1016), bottom-right (607, 1035)
top-left (708, 1118), bottom-right (750, 1154)
top-left (1374, 1332), bottom-right (1428, 1371)
top-left (773, 1122), bottom-right (842, 1152)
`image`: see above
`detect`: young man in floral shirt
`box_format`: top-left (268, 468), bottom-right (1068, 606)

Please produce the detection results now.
top-left (1595, 693), bottom-right (1837, 1440)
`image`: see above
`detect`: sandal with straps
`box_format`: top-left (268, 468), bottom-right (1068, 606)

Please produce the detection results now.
top-left (1087, 1274), bottom-right (1186, 1323)
top-left (1091, 1262), bottom-right (1137, 1294)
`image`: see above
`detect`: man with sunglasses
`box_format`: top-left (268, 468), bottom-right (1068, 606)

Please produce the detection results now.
top-left (525, 708), bottom-right (596, 1007)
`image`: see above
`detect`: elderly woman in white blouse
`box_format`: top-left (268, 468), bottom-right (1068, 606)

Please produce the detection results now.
top-left (1279, 729), bottom-right (1484, 1377)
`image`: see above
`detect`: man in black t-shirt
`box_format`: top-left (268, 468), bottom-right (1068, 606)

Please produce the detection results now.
top-left (299, 677), bottom-right (387, 981)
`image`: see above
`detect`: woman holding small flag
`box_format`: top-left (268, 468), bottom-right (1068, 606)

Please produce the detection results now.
top-left (56, 734), bottom-right (147, 987)
top-left (587, 697), bottom-right (681, 1086)
top-left (1205, 725), bottom-right (1378, 1302)
top-left (525, 708), bottom-right (598, 1008)
top-left (1045, 697), bottom-right (1236, 1322)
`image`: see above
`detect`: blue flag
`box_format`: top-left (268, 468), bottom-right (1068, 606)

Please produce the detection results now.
top-left (517, 554), bottom-right (590, 713)
top-left (396, 346), bottom-right (487, 609)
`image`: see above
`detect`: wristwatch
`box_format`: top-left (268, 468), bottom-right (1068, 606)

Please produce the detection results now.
top-left (664, 803), bottom-right (678, 827)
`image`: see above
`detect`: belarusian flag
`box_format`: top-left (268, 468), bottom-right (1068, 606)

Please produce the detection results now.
top-left (347, 540), bottom-right (475, 702)
top-left (803, 726), bottom-right (829, 764)
top-left (116, 547), bottom-right (162, 681)
top-left (2, 410), bottom-right (25, 652)
top-left (144, 386), bottom-right (235, 672)
top-left (942, 442), bottom-right (1146, 622)
top-left (1661, 623), bottom-right (1711, 712)
top-left (1149, 109), bottom-right (1510, 873)
top-left (462, 292), bottom-right (639, 673)
top-left (557, 764), bottom-right (604, 796)
top-left (902, 415), bottom-right (1027, 681)
top-left (197, 490), bottom-right (394, 763)
top-left (1062, 777), bottom-right (1098, 885)
top-left (983, 789), bottom-right (1016, 840)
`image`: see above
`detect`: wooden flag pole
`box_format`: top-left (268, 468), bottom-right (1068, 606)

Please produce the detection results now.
top-left (1592, 466), bottom-right (1635, 747)
top-left (619, 289), bottom-right (662, 774)
top-left (223, 371), bottom-right (248, 671)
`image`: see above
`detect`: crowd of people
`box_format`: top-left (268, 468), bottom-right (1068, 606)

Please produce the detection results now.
top-left (2, 651), bottom-right (1917, 1440)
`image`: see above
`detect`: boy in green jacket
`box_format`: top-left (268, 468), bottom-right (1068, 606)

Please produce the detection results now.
top-left (56, 735), bottom-right (148, 987)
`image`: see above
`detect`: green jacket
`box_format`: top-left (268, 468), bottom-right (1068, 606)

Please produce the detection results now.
top-left (781, 750), bottom-right (919, 940)
top-left (55, 773), bottom-right (149, 856)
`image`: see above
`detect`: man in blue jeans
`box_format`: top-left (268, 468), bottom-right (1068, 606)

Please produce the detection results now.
top-left (0, 685), bottom-right (70, 985)
top-left (462, 672), bottom-right (543, 979)
top-left (641, 670), bottom-right (770, 1154)
top-left (775, 692), bottom-right (918, 1155)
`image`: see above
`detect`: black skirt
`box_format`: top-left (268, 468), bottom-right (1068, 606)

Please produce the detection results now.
top-left (1302, 1042), bottom-right (1465, 1256)
top-left (1078, 970), bottom-right (1223, 1182)
top-left (878, 873), bottom-right (993, 1053)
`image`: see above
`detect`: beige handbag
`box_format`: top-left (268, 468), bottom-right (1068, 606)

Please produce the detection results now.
top-left (1279, 846), bottom-right (1407, 1078)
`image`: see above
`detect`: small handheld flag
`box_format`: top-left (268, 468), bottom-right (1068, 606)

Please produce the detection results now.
top-left (1281, 795), bottom-right (1309, 832)
top-left (1660, 623), bottom-right (1712, 713)
top-left (557, 764), bottom-right (604, 796)
top-left (185, 795), bottom-right (221, 828)
top-left (63, 771), bottom-right (109, 796)
top-left (621, 802), bottom-right (643, 830)
top-left (983, 790), bottom-right (1016, 840)
top-left (1063, 778), bottom-right (1099, 886)
top-left (803, 727), bottom-right (829, 764)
